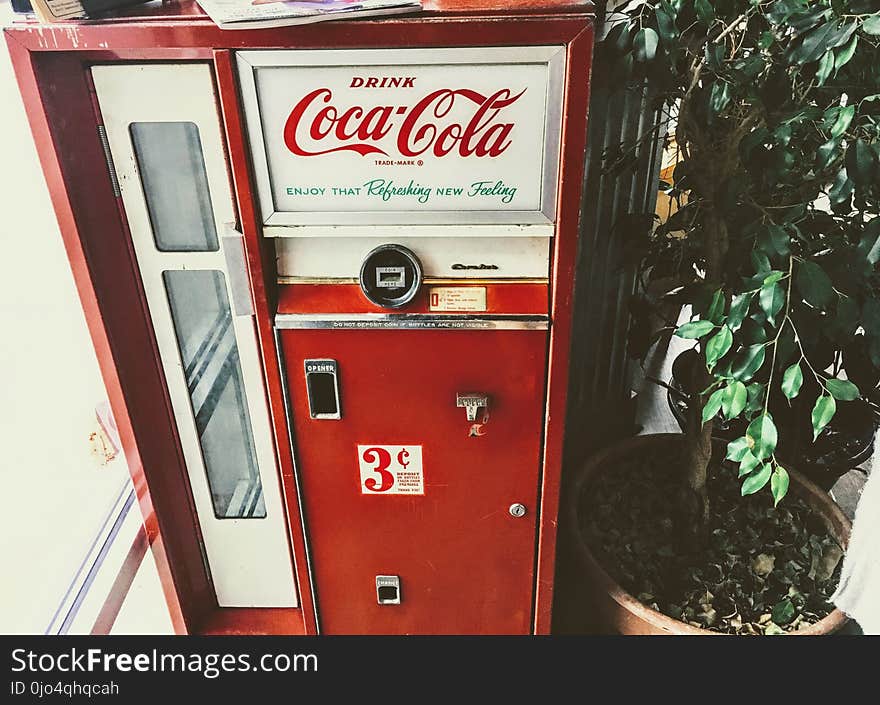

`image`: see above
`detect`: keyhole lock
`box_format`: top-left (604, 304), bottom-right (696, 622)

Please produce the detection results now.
top-left (509, 503), bottom-right (527, 518)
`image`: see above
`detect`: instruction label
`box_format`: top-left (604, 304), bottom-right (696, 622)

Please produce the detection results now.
top-left (358, 445), bottom-right (424, 495)
top-left (428, 287), bottom-right (487, 312)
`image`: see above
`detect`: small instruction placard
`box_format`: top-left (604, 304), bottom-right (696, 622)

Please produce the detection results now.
top-left (429, 287), bottom-right (487, 312)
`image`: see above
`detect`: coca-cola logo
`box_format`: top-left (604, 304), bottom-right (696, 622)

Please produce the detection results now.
top-left (283, 86), bottom-right (526, 159)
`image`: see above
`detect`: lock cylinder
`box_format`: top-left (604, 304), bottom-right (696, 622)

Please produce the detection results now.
top-left (359, 244), bottom-right (423, 309)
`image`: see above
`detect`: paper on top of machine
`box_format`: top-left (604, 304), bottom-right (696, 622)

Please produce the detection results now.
top-left (195, 0), bottom-right (422, 30)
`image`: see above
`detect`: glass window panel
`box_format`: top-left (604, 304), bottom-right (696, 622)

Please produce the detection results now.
top-left (163, 270), bottom-right (265, 519)
top-left (130, 122), bottom-right (219, 252)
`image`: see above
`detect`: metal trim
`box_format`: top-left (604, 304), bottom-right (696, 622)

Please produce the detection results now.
top-left (276, 276), bottom-right (550, 285)
top-left (262, 223), bottom-right (555, 239)
top-left (274, 329), bottom-right (321, 633)
top-left (222, 224), bottom-right (255, 317)
top-left (274, 313), bottom-right (550, 330)
top-left (97, 125), bottom-right (121, 198)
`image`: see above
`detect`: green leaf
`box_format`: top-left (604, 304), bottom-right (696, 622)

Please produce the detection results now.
top-left (846, 139), bottom-right (877, 186)
top-left (796, 261), bottom-right (834, 309)
top-left (706, 325), bottom-right (733, 370)
top-left (742, 464), bottom-right (773, 496)
top-left (655, 7), bottom-right (677, 44)
top-left (607, 19), bottom-right (633, 53)
top-left (858, 218), bottom-right (880, 266)
top-left (771, 466), bottom-right (790, 507)
top-left (816, 50), bottom-right (834, 86)
top-left (707, 289), bottom-right (725, 325)
top-left (828, 169), bottom-right (854, 207)
top-left (731, 344), bottom-right (767, 382)
top-left (747, 414), bottom-right (778, 460)
top-left (695, 0), bottom-right (714, 25)
top-left (782, 363), bottom-right (804, 400)
top-left (737, 451), bottom-right (761, 477)
top-left (759, 282), bottom-right (785, 326)
top-left (862, 15), bottom-right (880, 35)
top-left (826, 378), bottom-right (860, 401)
top-left (830, 105), bottom-right (855, 138)
top-left (702, 387), bottom-right (725, 425)
top-left (773, 124), bottom-right (792, 147)
top-left (789, 5), bottom-right (832, 35)
top-left (709, 81), bottom-right (731, 116)
top-left (771, 598), bottom-right (796, 625)
top-left (675, 320), bottom-right (715, 339)
top-left (727, 292), bottom-right (755, 332)
top-left (745, 383), bottom-right (765, 414)
top-left (864, 298), bottom-right (880, 338)
top-left (767, 226), bottom-right (791, 257)
top-left (722, 380), bottom-right (748, 420)
top-left (633, 28), bottom-right (659, 62)
top-left (834, 34), bottom-right (858, 73)
top-left (726, 436), bottom-right (751, 463)
top-left (763, 271), bottom-right (786, 286)
top-left (816, 137), bottom-right (841, 170)
top-left (790, 21), bottom-right (857, 65)
top-left (739, 451), bottom-right (762, 477)
top-left (751, 249), bottom-right (772, 274)
top-left (811, 395), bottom-right (837, 440)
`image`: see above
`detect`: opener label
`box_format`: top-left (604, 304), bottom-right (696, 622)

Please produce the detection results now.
top-left (429, 287), bottom-right (487, 312)
top-left (358, 445), bottom-right (424, 495)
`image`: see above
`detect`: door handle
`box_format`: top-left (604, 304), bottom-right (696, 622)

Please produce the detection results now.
top-left (456, 393), bottom-right (489, 422)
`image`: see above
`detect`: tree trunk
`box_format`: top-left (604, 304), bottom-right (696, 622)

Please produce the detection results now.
top-left (679, 364), bottom-right (713, 549)
top-left (678, 209), bottom-right (728, 548)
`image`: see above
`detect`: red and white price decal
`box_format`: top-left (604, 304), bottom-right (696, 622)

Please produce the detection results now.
top-left (358, 445), bottom-right (424, 495)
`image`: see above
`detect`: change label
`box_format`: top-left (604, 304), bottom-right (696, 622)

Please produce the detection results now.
top-left (358, 445), bottom-right (424, 495)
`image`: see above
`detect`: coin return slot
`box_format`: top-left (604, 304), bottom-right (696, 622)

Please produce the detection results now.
top-left (305, 359), bottom-right (341, 420)
top-left (376, 575), bottom-right (401, 605)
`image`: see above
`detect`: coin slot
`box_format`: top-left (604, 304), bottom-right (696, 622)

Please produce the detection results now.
top-left (376, 266), bottom-right (405, 288)
top-left (359, 244), bottom-right (422, 309)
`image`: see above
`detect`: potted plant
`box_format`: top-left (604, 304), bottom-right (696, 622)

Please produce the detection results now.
top-left (569, 0), bottom-right (880, 634)
top-left (663, 344), bottom-right (877, 490)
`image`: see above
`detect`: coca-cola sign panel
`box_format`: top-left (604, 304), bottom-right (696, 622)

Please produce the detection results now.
top-left (237, 48), bottom-right (565, 225)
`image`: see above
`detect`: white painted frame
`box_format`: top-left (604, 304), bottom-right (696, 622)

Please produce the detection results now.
top-left (236, 46), bottom-right (567, 227)
top-left (92, 64), bottom-right (297, 608)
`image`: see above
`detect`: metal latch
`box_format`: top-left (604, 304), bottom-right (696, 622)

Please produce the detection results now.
top-left (456, 393), bottom-right (490, 422)
top-left (222, 223), bottom-right (254, 317)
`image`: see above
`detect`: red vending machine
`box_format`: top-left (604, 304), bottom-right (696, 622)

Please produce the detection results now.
top-left (5, 0), bottom-right (595, 634)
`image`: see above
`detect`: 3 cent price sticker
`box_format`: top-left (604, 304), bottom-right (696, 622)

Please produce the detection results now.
top-left (358, 445), bottom-right (424, 495)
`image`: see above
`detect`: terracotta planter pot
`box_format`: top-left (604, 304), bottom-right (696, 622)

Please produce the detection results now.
top-left (566, 433), bottom-right (851, 635)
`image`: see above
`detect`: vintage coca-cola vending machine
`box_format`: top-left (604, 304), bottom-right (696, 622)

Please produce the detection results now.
top-left (6, 0), bottom-right (594, 634)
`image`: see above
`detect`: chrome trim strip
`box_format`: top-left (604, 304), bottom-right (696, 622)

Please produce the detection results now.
top-left (222, 225), bottom-right (255, 317)
top-left (274, 329), bottom-right (321, 633)
top-left (274, 314), bottom-right (550, 330)
top-left (276, 276), bottom-right (550, 285)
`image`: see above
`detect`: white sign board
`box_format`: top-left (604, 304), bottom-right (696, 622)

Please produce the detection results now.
top-left (358, 444), bottom-right (424, 495)
top-left (237, 47), bottom-right (565, 226)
